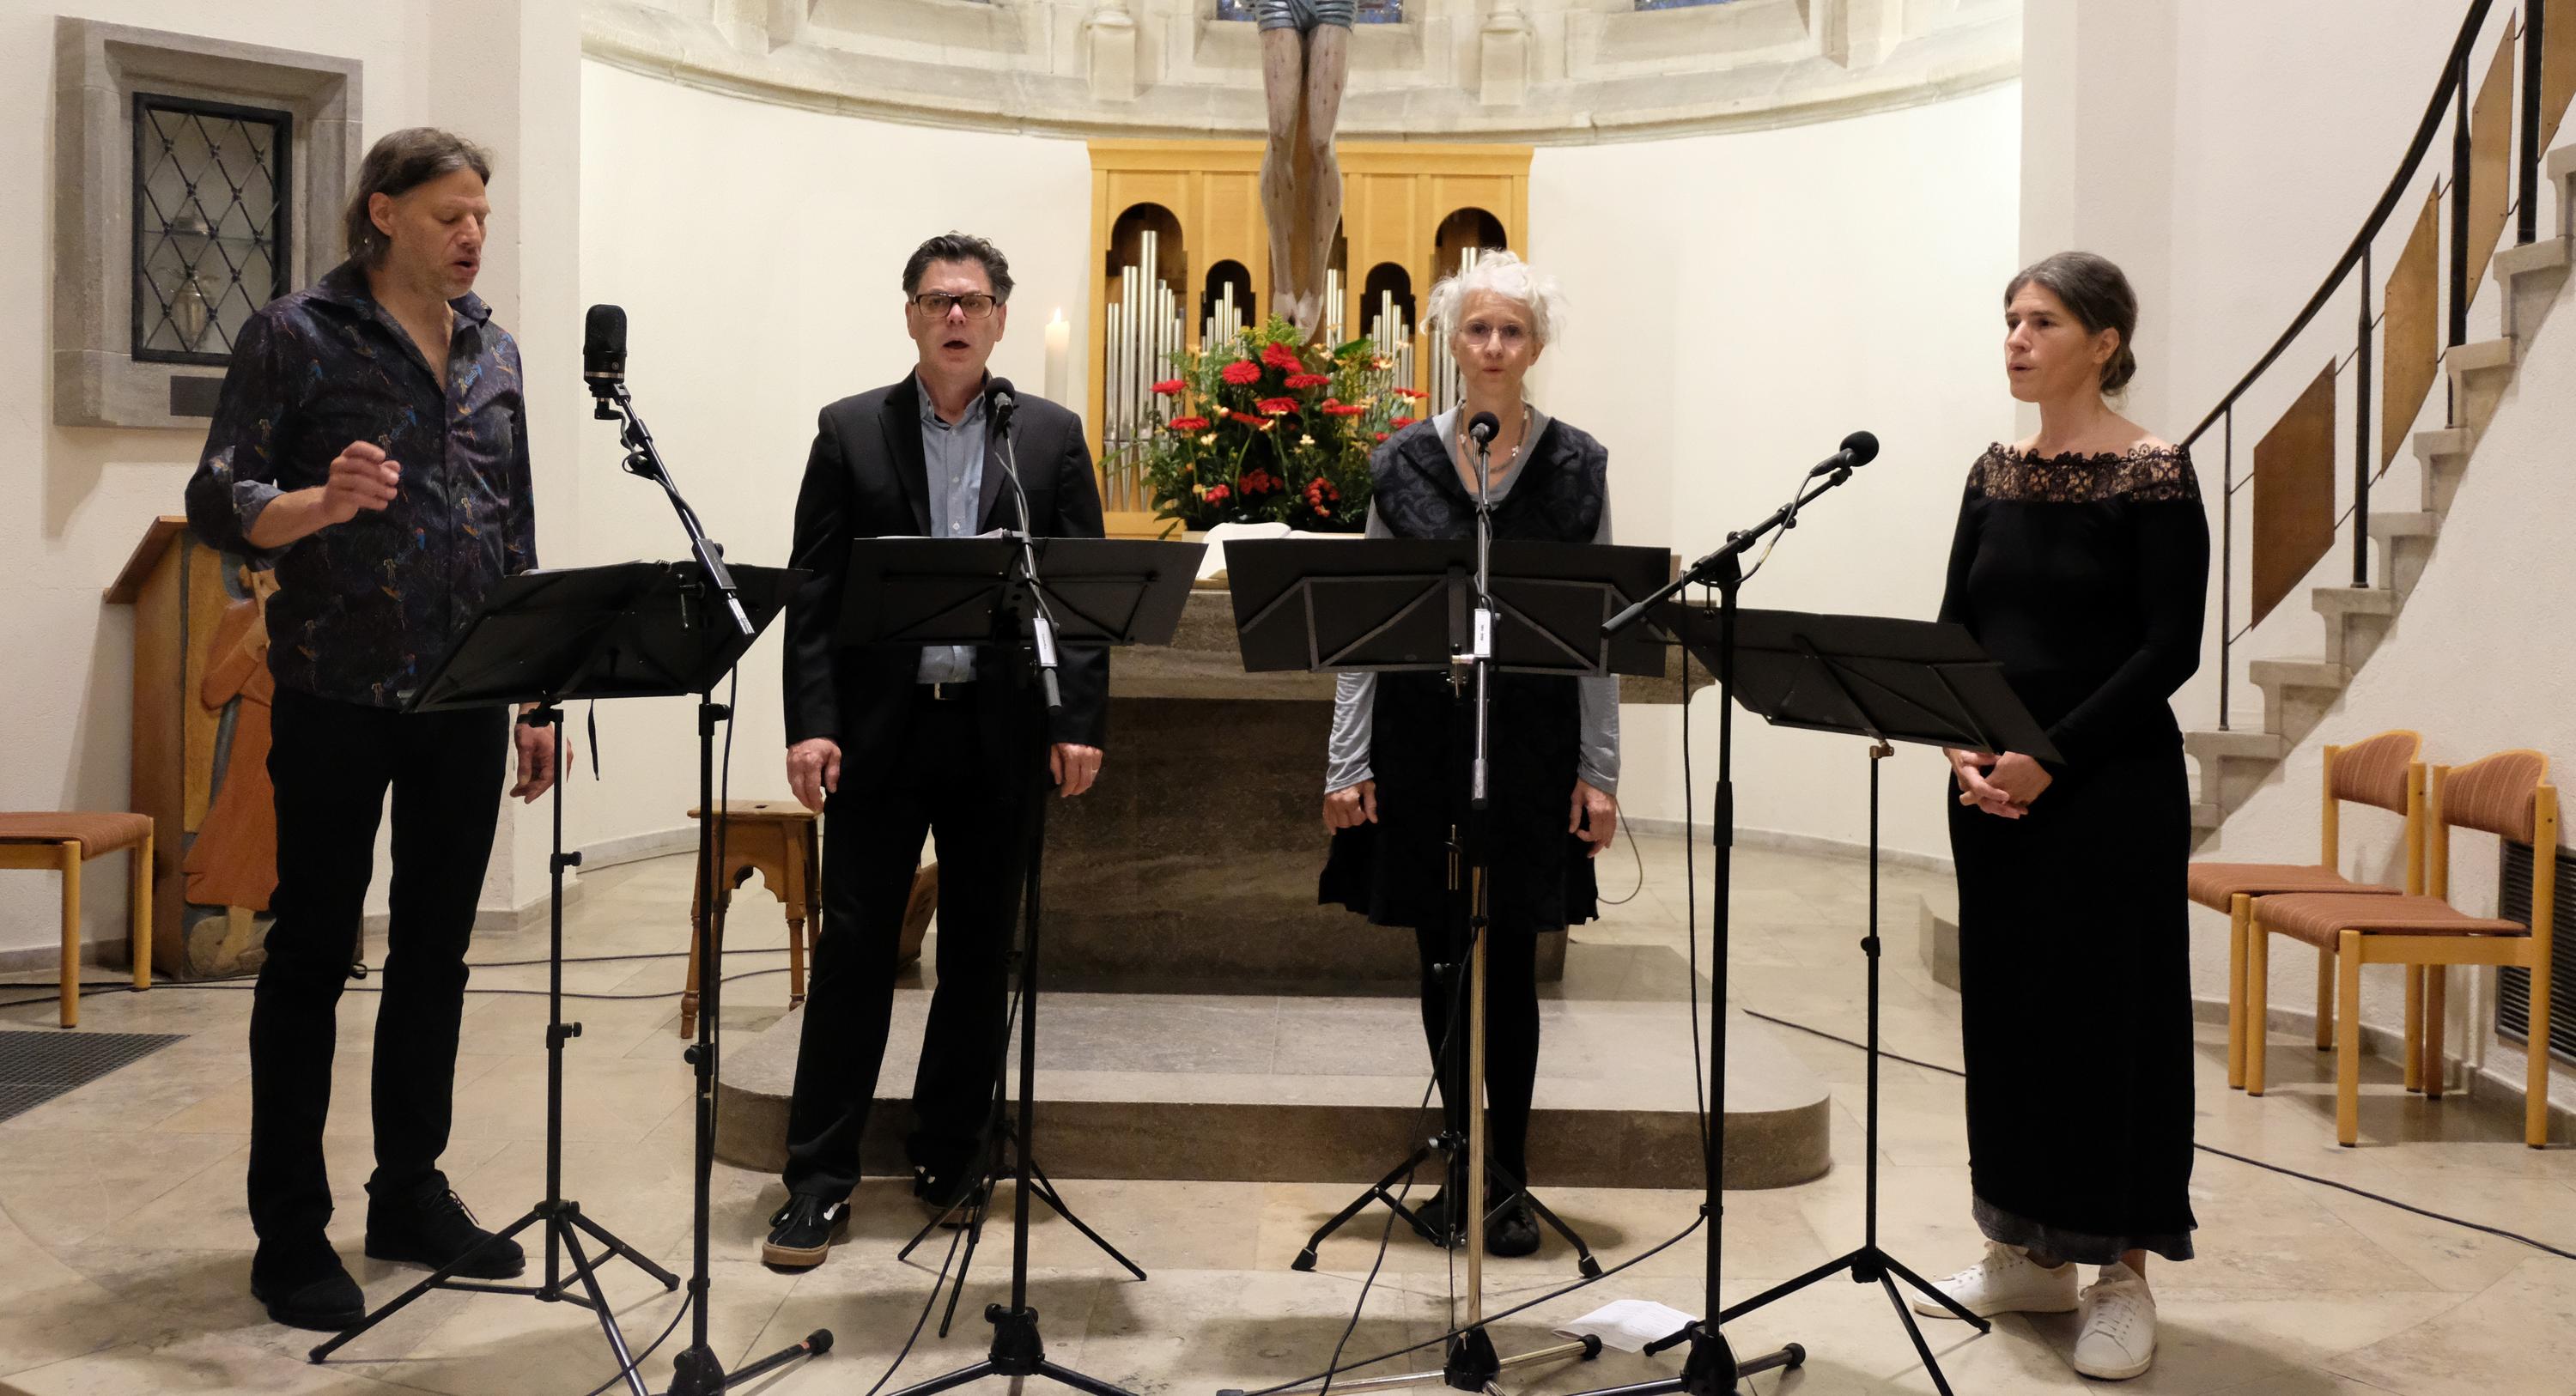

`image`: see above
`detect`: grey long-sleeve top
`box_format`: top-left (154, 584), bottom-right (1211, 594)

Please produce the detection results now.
top-left (1324, 406), bottom-right (1620, 794)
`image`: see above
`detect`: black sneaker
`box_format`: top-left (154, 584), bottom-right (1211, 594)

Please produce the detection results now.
top-left (363, 1182), bottom-right (526, 1280)
top-left (762, 1193), bottom-right (846, 1269)
top-left (1486, 1197), bottom-right (1541, 1258)
top-left (914, 1162), bottom-right (988, 1229)
top-left (250, 1238), bottom-right (365, 1332)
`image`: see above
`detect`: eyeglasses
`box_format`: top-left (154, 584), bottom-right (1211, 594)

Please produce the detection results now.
top-left (913, 292), bottom-right (999, 320)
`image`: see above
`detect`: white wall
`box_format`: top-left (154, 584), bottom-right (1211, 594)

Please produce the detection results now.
top-left (1, 0), bottom-right (581, 960)
top-left (2020, 0), bottom-right (2571, 1111)
top-left (572, 61), bottom-right (2022, 865)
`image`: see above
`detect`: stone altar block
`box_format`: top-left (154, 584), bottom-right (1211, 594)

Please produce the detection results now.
top-left (1040, 585), bottom-right (1706, 993)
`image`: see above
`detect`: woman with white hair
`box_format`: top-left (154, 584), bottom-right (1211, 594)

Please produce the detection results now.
top-left (1318, 251), bottom-right (1617, 1259)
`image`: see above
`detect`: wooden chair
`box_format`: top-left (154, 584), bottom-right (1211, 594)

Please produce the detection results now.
top-left (0, 813), bottom-right (154, 1028)
top-left (2190, 730), bottom-right (2424, 1089)
top-left (680, 802), bottom-right (937, 1036)
top-left (2249, 750), bottom-right (2557, 1147)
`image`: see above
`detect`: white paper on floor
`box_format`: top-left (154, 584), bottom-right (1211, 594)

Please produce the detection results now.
top-left (1551, 1298), bottom-right (1698, 1353)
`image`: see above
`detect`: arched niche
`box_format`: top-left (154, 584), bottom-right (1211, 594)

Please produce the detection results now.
top-left (1106, 202), bottom-right (1187, 291)
top-left (1432, 206), bottom-right (1509, 280)
top-left (1360, 261), bottom-right (1416, 333)
top-left (1201, 258), bottom-right (1255, 335)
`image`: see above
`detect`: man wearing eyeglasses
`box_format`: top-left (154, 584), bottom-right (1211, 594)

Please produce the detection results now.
top-left (761, 232), bottom-right (1109, 1269)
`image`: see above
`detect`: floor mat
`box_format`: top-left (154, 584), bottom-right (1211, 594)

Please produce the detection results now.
top-left (0, 1029), bottom-right (185, 1124)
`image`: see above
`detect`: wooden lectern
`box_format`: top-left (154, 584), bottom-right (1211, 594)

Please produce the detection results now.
top-left (103, 517), bottom-right (276, 979)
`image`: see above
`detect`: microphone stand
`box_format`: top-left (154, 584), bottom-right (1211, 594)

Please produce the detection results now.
top-left (887, 395), bottom-right (1146, 1396)
top-left (596, 383), bottom-right (756, 640)
top-left (586, 379), bottom-right (826, 1396)
top-left (1570, 459), bottom-right (1868, 1396)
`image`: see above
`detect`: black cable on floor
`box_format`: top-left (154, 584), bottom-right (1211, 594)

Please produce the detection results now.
top-left (1740, 1008), bottom-right (2576, 1264)
top-left (0, 967), bottom-right (796, 1014)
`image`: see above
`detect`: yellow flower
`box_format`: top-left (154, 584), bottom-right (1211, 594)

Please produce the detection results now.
top-left (1200, 433), bottom-right (1218, 446)
top-left (1299, 434), bottom-right (1316, 446)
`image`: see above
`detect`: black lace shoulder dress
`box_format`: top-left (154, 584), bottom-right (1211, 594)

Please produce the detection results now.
top-left (1939, 442), bottom-right (2210, 1264)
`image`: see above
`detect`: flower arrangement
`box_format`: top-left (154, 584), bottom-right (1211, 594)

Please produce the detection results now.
top-left (1120, 316), bottom-right (1425, 532)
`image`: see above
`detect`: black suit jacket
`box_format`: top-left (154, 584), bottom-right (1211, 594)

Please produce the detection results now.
top-left (782, 373), bottom-right (1109, 795)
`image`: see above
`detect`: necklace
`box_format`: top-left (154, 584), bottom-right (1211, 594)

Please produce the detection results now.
top-left (1455, 403), bottom-right (1534, 471)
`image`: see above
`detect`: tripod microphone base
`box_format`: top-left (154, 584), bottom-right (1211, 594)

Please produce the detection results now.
top-left (884, 1305), bottom-right (1140, 1396)
top-left (661, 1328), bottom-right (832, 1396)
top-left (1562, 1325), bottom-right (1803, 1396)
top-left (1714, 1245), bottom-right (1983, 1396)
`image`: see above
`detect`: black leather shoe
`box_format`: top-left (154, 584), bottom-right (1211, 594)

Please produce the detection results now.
top-left (1486, 1198), bottom-right (1541, 1259)
top-left (364, 1182), bottom-right (526, 1280)
top-left (251, 1241), bottom-right (364, 1332)
top-left (762, 1193), bottom-right (846, 1269)
top-left (1406, 1188), bottom-right (1461, 1248)
top-left (914, 1162), bottom-right (988, 1228)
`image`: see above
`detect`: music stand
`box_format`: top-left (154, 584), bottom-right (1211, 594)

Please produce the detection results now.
top-left (847, 535), bottom-right (1202, 1396)
top-left (312, 561), bottom-right (819, 1396)
top-left (1224, 535), bottom-right (1664, 1393)
top-left (1578, 604), bottom-right (2054, 1396)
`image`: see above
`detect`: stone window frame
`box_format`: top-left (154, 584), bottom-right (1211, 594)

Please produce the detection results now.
top-left (53, 19), bottom-right (361, 431)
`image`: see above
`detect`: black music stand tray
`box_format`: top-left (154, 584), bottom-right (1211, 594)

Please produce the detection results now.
top-left (1224, 535), bottom-right (1665, 1393)
top-left (845, 536), bottom-right (1201, 1396)
top-left (313, 561), bottom-right (811, 1396)
top-left (1589, 604), bottom-right (2056, 1396)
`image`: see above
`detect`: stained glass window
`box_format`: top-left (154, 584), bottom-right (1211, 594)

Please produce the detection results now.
top-left (132, 94), bottom-right (290, 366)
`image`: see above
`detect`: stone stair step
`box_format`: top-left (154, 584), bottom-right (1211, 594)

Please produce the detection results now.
top-left (2247, 657), bottom-right (2351, 689)
top-left (2366, 509), bottom-right (2443, 598)
top-left (2413, 426), bottom-right (2476, 515)
top-left (2190, 801), bottom-right (2225, 831)
top-left (2445, 337), bottom-right (2518, 433)
top-left (2186, 728), bottom-right (2290, 761)
top-left (2445, 337), bottom-right (2517, 373)
top-left (2498, 236), bottom-right (2573, 341)
top-left (2185, 727), bottom-right (2291, 811)
top-left (2315, 581), bottom-right (2403, 668)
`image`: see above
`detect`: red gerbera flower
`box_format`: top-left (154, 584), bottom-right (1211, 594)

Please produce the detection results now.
top-left (1242, 469), bottom-right (1276, 494)
top-left (1221, 360), bottom-right (1262, 386)
top-left (1166, 416), bottom-right (1209, 432)
top-left (1151, 379), bottom-right (1186, 396)
top-left (1260, 342), bottom-right (1305, 373)
top-left (1389, 416), bottom-right (1416, 428)
top-left (1226, 409), bottom-right (1270, 428)
top-left (1206, 484), bottom-right (1231, 504)
top-left (1255, 397), bottom-right (1298, 416)
top-left (1284, 373), bottom-right (1331, 390)
top-left (1374, 431), bottom-right (1389, 443)
top-left (1322, 403), bottom-right (1366, 417)
top-left (1394, 387), bottom-right (1430, 402)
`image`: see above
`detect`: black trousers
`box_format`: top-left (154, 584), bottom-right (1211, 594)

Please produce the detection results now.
top-left (246, 686), bottom-right (506, 1268)
top-left (781, 695), bottom-right (1027, 1201)
top-left (1414, 921), bottom-right (1541, 1190)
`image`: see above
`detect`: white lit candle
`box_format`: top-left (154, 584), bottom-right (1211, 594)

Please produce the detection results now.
top-left (1044, 309), bottom-right (1070, 404)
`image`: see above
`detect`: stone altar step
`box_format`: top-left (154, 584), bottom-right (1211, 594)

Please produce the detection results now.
top-left (714, 971), bottom-right (1832, 1192)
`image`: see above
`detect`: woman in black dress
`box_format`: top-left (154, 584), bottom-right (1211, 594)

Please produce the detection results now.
top-left (1911, 252), bottom-right (2207, 1382)
top-left (1318, 251), bottom-right (1619, 1258)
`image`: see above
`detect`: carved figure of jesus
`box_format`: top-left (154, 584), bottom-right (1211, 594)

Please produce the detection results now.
top-left (1257, 1), bottom-right (1352, 341)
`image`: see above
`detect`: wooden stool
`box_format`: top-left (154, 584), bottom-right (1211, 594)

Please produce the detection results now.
top-left (679, 804), bottom-right (939, 1037)
top-left (0, 813), bottom-right (154, 1028)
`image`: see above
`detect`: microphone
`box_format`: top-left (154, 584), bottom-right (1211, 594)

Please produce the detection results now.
top-left (985, 376), bottom-right (1018, 430)
top-left (1807, 429), bottom-right (1880, 477)
top-left (1467, 411), bottom-right (1501, 448)
top-left (583, 304), bottom-right (626, 400)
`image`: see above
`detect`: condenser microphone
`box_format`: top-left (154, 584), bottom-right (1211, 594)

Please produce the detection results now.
top-left (1467, 410), bottom-right (1502, 448)
top-left (582, 304), bottom-right (626, 400)
top-left (1807, 429), bottom-right (1880, 476)
top-left (985, 376), bottom-right (1018, 431)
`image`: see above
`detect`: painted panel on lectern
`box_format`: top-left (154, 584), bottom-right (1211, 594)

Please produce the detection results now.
top-left (2251, 363), bottom-right (2339, 626)
top-left (2381, 191), bottom-right (2439, 470)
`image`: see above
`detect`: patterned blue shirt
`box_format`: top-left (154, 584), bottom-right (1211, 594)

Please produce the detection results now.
top-left (184, 259), bottom-right (538, 707)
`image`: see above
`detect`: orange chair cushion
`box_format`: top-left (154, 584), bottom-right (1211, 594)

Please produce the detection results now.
top-left (0, 812), bottom-right (152, 856)
top-left (687, 802), bottom-right (816, 825)
top-left (2253, 891), bottom-right (2527, 949)
top-left (2186, 862), bottom-right (2402, 910)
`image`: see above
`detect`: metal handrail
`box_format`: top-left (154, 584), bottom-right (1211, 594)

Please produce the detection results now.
top-left (2181, 0), bottom-right (2559, 734)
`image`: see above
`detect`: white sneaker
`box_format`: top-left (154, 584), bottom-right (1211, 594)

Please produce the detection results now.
top-left (2071, 1263), bottom-right (2156, 1381)
top-left (1908, 1241), bottom-right (2080, 1319)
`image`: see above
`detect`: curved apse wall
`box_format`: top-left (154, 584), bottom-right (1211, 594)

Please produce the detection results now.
top-left (572, 58), bottom-right (2023, 865)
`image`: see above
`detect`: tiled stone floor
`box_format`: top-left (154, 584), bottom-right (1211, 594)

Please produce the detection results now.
top-left (3, 835), bottom-right (2573, 1395)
